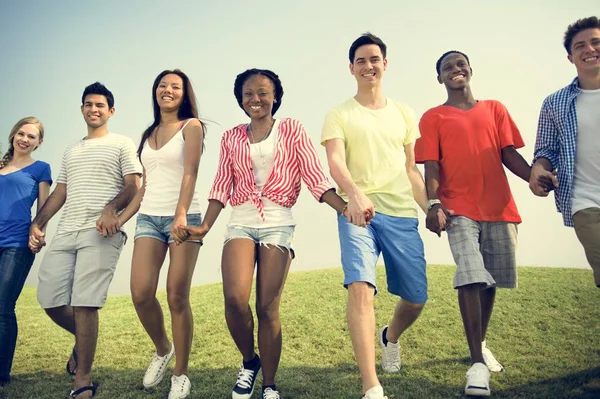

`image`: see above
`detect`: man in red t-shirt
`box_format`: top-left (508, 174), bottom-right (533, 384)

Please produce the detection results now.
top-left (415, 51), bottom-right (554, 397)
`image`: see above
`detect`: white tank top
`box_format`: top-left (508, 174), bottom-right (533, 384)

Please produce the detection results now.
top-left (139, 119), bottom-right (203, 216)
top-left (228, 119), bottom-right (295, 228)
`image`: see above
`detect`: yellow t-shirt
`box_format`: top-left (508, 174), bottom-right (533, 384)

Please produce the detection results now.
top-left (321, 97), bottom-right (419, 218)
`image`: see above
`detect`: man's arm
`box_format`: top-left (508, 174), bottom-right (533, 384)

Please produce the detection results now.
top-left (530, 100), bottom-right (560, 196)
top-left (96, 174), bottom-right (140, 237)
top-left (29, 183), bottom-right (67, 251)
top-left (423, 161), bottom-right (453, 237)
top-left (501, 146), bottom-right (531, 182)
top-left (404, 142), bottom-right (427, 214)
top-left (325, 138), bottom-right (373, 227)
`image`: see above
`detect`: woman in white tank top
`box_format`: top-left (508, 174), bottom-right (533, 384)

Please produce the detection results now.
top-left (118, 69), bottom-right (206, 399)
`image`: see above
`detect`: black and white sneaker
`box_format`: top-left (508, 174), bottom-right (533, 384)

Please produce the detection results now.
top-left (232, 356), bottom-right (261, 399)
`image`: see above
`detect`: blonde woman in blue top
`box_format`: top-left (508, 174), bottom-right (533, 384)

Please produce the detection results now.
top-left (0, 117), bottom-right (52, 386)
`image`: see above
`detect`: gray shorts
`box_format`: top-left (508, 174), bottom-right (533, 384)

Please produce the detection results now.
top-left (37, 228), bottom-right (125, 308)
top-left (447, 216), bottom-right (518, 289)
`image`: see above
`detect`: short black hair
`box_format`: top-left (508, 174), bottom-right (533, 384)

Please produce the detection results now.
top-left (349, 32), bottom-right (387, 63)
top-left (233, 69), bottom-right (284, 117)
top-left (564, 16), bottom-right (600, 54)
top-left (435, 50), bottom-right (470, 75)
top-left (81, 82), bottom-right (114, 108)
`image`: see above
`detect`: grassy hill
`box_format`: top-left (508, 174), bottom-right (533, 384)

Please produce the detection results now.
top-left (2, 265), bottom-right (599, 398)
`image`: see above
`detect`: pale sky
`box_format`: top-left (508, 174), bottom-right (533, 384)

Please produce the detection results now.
top-left (1, 0), bottom-right (597, 295)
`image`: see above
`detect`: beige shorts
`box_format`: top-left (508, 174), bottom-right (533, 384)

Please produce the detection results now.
top-left (37, 228), bottom-right (125, 308)
top-left (573, 207), bottom-right (600, 287)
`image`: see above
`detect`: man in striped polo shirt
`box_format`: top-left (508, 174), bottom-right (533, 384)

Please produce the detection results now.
top-left (29, 82), bottom-right (142, 398)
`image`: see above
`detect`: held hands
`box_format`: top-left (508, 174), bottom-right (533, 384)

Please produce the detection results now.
top-left (170, 214), bottom-right (188, 244)
top-left (529, 165), bottom-right (559, 197)
top-left (96, 208), bottom-right (120, 237)
top-left (426, 204), bottom-right (454, 237)
top-left (28, 224), bottom-right (46, 253)
top-left (345, 192), bottom-right (375, 227)
top-left (172, 223), bottom-right (210, 245)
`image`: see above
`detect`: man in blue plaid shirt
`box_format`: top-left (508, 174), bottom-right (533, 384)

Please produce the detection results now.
top-left (530, 16), bottom-right (600, 287)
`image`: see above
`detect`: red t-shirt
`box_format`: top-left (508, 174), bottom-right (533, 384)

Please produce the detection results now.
top-left (415, 100), bottom-right (523, 223)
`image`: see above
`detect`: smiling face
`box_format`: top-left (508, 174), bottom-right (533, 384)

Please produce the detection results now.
top-left (568, 28), bottom-right (600, 74)
top-left (241, 74), bottom-right (276, 120)
top-left (11, 123), bottom-right (42, 156)
top-left (156, 73), bottom-right (184, 112)
top-left (350, 44), bottom-right (387, 87)
top-left (437, 52), bottom-right (472, 89)
top-left (81, 94), bottom-right (115, 128)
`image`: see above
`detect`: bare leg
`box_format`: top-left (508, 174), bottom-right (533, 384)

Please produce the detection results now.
top-left (385, 299), bottom-right (425, 343)
top-left (480, 287), bottom-right (496, 342)
top-left (222, 239), bottom-right (258, 362)
top-left (347, 282), bottom-right (380, 395)
top-left (45, 305), bottom-right (76, 334)
top-left (255, 245), bottom-right (291, 387)
top-left (458, 283), bottom-right (484, 364)
top-left (166, 241), bottom-right (201, 376)
top-left (130, 238), bottom-right (170, 356)
top-left (45, 306), bottom-right (77, 373)
top-left (72, 306), bottom-right (99, 398)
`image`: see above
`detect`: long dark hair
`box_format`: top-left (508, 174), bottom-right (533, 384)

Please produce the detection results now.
top-left (137, 69), bottom-right (206, 159)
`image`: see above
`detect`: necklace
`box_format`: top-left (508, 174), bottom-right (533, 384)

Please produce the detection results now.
top-left (248, 119), bottom-right (275, 165)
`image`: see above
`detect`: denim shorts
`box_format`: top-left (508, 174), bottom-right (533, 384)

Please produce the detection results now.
top-left (224, 225), bottom-right (295, 257)
top-left (337, 213), bottom-right (428, 303)
top-left (134, 213), bottom-right (203, 244)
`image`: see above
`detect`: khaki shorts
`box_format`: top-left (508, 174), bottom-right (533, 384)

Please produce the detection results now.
top-left (447, 216), bottom-right (518, 289)
top-left (573, 207), bottom-right (600, 287)
top-left (37, 228), bottom-right (125, 308)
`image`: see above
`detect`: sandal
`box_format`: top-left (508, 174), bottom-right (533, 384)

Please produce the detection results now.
top-left (66, 383), bottom-right (98, 398)
top-left (66, 347), bottom-right (78, 376)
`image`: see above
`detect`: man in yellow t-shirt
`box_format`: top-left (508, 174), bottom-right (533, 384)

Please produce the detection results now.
top-left (321, 33), bottom-right (429, 399)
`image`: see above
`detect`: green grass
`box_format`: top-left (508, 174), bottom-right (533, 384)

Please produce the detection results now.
top-left (2, 265), bottom-right (600, 399)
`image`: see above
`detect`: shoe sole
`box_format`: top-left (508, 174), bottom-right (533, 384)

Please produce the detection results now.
top-left (465, 386), bottom-right (491, 396)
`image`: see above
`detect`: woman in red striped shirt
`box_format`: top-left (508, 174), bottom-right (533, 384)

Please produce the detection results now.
top-left (174, 69), bottom-right (347, 399)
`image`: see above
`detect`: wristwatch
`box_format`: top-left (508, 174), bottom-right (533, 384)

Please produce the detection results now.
top-left (427, 199), bottom-right (441, 210)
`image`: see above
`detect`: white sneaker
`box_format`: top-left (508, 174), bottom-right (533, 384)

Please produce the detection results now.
top-left (143, 343), bottom-right (175, 388)
top-left (362, 385), bottom-right (388, 399)
top-left (465, 362), bottom-right (490, 396)
top-left (482, 340), bottom-right (504, 372)
top-left (168, 374), bottom-right (191, 399)
top-left (262, 387), bottom-right (280, 399)
top-left (379, 326), bottom-right (401, 373)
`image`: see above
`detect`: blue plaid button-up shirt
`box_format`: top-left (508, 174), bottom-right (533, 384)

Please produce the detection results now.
top-left (533, 78), bottom-right (581, 227)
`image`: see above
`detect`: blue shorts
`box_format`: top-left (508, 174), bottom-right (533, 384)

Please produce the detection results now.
top-left (134, 213), bottom-right (203, 244)
top-left (225, 225), bottom-right (295, 257)
top-left (337, 213), bottom-right (427, 303)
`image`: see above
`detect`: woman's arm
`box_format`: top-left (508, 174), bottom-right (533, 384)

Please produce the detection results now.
top-left (170, 120), bottom-right (204, 238)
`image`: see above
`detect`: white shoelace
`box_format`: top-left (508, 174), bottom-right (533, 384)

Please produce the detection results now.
top-left (263, 387), bottom-right (280, 399)
top-left (235, 366), bottom-right (256, 389)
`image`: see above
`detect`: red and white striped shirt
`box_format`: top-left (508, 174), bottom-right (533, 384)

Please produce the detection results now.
top-left (209, 118), bottom-right (334, 220)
